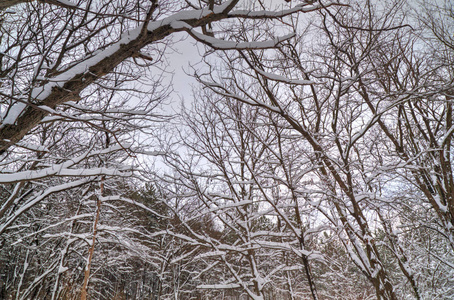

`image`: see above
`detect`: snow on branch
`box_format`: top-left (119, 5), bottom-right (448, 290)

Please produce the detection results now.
top-left (197, 283), bottom-right (244, 289)
top-left (186, 28), bottom-right (296, 50)
top-left (100, 195), bottom-right (168, 219)
top-left (251, 65), bottom-right (314, 85)
top-left (0, 0), bottom-right (78, 10)
top-left (200, 80), bottom-right (282, 113)
top-left (0, 145), bottom-right (132, 183)
top-left (0, 178), bottom-right (90, 235)
top-left (0, 167), bottom-right (130, 183)
top-left (228, 2), bottom-right (337, 19)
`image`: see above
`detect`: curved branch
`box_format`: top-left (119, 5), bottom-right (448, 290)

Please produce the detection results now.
top-left (0, 0), bottom-right (78, 10)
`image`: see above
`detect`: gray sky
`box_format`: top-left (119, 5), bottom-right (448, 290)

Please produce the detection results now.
top-left (166, 32), bottom-right (204, 112)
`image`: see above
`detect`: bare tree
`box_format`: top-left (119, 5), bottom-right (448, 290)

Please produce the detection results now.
top-left (190, 0), bottom-right (454, 299)
top-left (0, 0), bottom-right (331, 299)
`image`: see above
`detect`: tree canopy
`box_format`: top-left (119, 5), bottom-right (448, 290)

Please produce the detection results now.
top-left (1, 0), bottom-right (454, 299)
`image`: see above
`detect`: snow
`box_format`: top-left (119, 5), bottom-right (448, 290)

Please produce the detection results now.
top-left (207, 200), bottom-right (253, 213)
top-left (146, 7), bottom-right (215, 32)
top-left (194, 251), bottom-right (226, 260)
top-left (18, 25), bottom-right (141, 118)
top-left (0, 144), bottom-right (130, 183)
top-left (0, 165), bottom-right (130, 183)
top-left (0, 102), bottom-right (27, 128)
top-left (188, 30), bottom-right (296, 50)
top-left (370, 265), bottom-right (381, 279)
top-left (54, 0), bottom-right (78, 7)
top-left (431, 174), bottom-right (448, 213)
top-left (197, 283), bottom-right (243, 289)
top-left (58, 266), bottom-right (69, 274)
top-left (201, 80), bottom-right (281, 113)
top-left (16, 142), bottom-right (49, 152)
top-left (100, 195), bottom-right (168, 219)
top-left (433, 194), bottom-right (448, 213)
top-left (442, 125), bottom-right (454, 145)
top-left (230, 180), bottom-right (254, 184)
top-left (229, 2), bottom-right (325, 18)
top-left (252, 67), bottom-right (314, 85)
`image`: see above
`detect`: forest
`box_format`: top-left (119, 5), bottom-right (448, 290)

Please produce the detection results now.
top-left (0, 0), bottom-right (453, 299)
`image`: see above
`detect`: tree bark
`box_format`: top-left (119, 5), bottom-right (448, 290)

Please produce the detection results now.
top-left (80, 179), bottom-right (103, 300)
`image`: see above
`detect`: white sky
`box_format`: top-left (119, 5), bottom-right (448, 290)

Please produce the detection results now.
top-left (165, 32), bottom-right (204, 113)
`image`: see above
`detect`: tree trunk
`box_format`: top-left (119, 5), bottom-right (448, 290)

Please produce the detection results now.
top-left (80, 178), bottom-right (104, 300)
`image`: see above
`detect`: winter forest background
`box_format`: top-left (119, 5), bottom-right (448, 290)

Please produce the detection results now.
top-left (1, 0), bottom-right (453, 299)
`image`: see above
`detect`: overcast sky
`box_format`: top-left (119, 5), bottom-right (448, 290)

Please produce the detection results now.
top-left (164, 32), bottom-right (204, 113)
